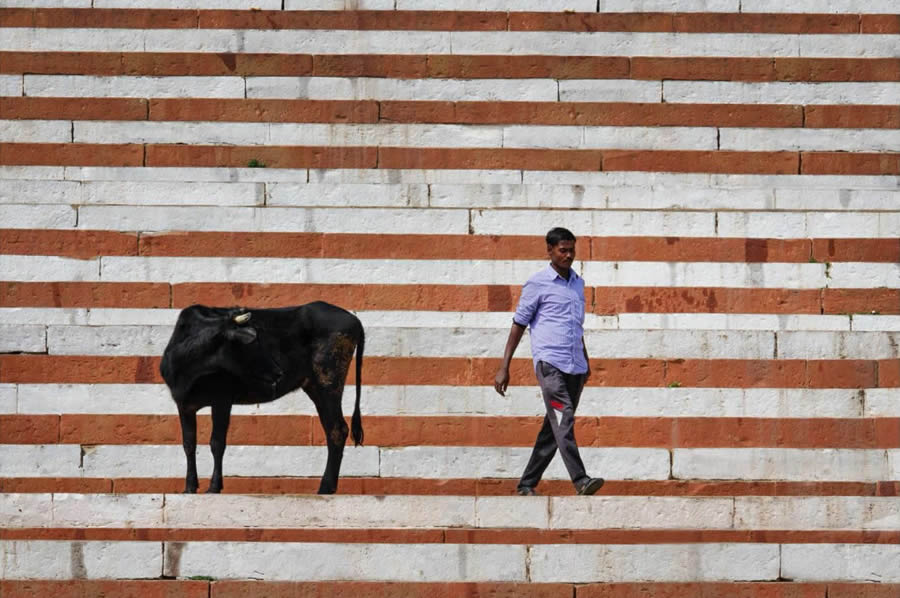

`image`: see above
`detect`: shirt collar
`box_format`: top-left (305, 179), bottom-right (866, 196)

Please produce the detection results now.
top-left (543, 263), bottom-right (579, 283)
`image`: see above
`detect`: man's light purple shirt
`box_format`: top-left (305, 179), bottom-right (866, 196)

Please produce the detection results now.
top-left (513, 264), bottom-right (588, 375)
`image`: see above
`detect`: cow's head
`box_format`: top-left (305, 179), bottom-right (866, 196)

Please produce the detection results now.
top-left (217, 309), bottom-right (284, 395)
top-left (224, 310), bottom-right (257, 343)
top-left (164, 306), bottom-right (284, 401)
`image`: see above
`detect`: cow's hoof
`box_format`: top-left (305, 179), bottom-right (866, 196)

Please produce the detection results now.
top-left (206, 487), bottom-right (222, 494)
top-left (184, 488), bottom-right (198, 494)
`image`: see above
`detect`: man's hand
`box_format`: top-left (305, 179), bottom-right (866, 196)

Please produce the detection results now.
top-left (494, 367), bottom-right (510, 396)
top-left (582, 337), bottom-right (591, 381)
top-left (495, 323), bottom-right (525, 397)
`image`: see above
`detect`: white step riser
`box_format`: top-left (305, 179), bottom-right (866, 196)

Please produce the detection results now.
top-left (4, 445), bottom-right (900, 482)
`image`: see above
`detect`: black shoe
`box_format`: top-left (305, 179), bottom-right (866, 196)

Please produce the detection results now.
top-left (576, 477), bottom-right (605, 496)
top-left (516, 486), bottom-right (538, 496)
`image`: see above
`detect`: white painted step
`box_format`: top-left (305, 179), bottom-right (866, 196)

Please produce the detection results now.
top-left (5, 445), bottom-right (900, 481)
top-left (5, 383), bottom-right (887, 419)
top-left (4, 322), bottom-right (900, 359)
top-left (5, 494), bottom-right (900, 530)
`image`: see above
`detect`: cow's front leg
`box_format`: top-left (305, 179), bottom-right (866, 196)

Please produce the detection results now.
top-left (313, 393), bottom-right (348, 495)
top-left (208, 402), bottom-right (232, 493)
top-left (178, 404), bottom-right (199, 494)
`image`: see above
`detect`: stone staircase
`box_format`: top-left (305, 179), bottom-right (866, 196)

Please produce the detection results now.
top-left (1, 0), bottom-right (899, 595)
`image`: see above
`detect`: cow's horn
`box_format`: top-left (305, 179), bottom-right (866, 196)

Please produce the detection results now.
top-left (234, 312), bottom-right (251, 324)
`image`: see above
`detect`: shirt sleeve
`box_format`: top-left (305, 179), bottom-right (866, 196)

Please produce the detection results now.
top-left (513, 279), bottom-right (540, 327)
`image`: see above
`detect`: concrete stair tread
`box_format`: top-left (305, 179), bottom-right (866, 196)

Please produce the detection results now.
top-left (4, 493), bottom-right (900, 532)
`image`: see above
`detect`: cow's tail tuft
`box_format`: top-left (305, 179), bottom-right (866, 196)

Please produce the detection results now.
top-left (351, 326), bottom-right (364, 446)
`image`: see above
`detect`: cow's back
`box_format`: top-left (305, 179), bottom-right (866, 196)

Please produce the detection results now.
top-left (160, 302), bottom-right (360, 398)
top-left (248, 301), bottom-right (359, 340)
top-left (248, 302), bottom-right (363, 394)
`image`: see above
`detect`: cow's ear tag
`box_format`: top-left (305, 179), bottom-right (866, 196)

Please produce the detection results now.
top-left (226, 326), bottom-right (257, 344)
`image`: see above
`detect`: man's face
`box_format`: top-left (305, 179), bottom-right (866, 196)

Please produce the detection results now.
top-left (548, 240), bottom-right (576, 271)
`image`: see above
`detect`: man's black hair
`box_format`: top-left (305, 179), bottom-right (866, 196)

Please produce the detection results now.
top-left (545, 227), bottom-right (576, 247)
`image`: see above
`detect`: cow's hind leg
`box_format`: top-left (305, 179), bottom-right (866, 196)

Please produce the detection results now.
top-left (208, 402), bottom-right (232, 493)
top-left (178, 404), bottom-right (199, 494)
top-left (312, 390), bottom-right (349, 495)
top-left (309, 332), bottom-right (357, 494)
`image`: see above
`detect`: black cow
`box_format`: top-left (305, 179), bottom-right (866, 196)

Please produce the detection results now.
top-left (159, 301), bottom-right (364, 495)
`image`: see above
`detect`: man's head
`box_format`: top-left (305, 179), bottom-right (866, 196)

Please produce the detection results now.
top-left (545, 227), bottom-right (576, 274)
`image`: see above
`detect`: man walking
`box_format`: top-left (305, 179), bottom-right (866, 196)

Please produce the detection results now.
top-left (494, 227), bottom-right (604, 496)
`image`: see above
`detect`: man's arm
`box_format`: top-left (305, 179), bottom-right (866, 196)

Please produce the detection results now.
top-left (582, 336), bottom-right (591, 380)
top-left (494, 322), bottom-right (526, 396)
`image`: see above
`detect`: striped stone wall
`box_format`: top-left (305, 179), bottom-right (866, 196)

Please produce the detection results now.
top-left (1, 1), bottom-right (899, 595)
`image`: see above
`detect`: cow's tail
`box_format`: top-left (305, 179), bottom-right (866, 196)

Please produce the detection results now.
top-left (351, 326), bottom-right (364, 446)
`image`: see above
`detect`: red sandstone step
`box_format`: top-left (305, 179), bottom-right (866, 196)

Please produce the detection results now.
top-left (3, 8), bottom-right (898, 34)
top-left (2, 355), bottom-right (894, 388)
top-left (3, 281), bottom-right (895, 315)
top-left (3, 527), bottom-right (900, 545)
top-left (3, 97), bottom-right (899, 128)
top-left (3, 51), bottom-right (898, 82)
top-left (3, 477), bottom-right (898, 496)
top-left (0, 281), bottom-right (872, 315)
top-left (5, 230), bottom-right (899, 263)
top-left (3, 143), bottom-right (897, 175)
top-left (4, 414), bottom-right (900, 449)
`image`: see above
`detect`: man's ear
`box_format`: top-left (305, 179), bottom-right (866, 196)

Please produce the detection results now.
top-left (224, 326), bottom-right (257, 344)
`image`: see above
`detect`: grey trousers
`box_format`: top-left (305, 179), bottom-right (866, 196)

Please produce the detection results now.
top-left (518, 360), bottom-right (589, 490)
